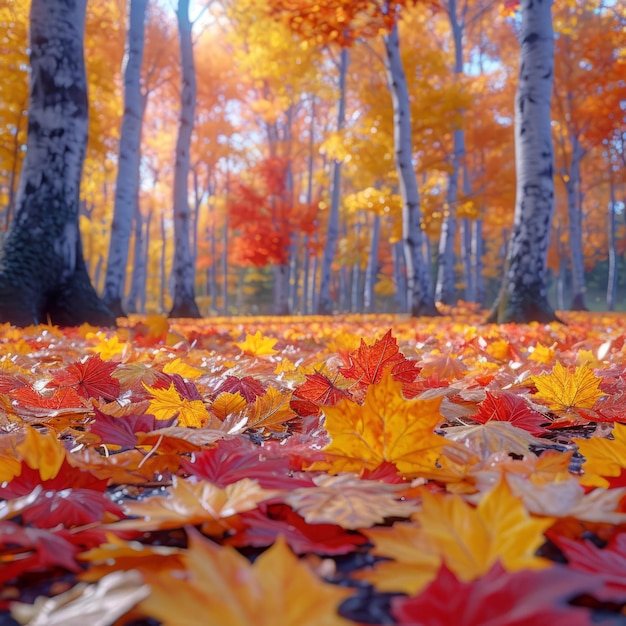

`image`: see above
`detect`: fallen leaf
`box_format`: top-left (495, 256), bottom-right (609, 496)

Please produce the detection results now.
top-left (138, 529), bottom-right (353, 626)
top-left (143, 381), bottom-right (208, 428)
top-left (235, 330), bottom-right (278, 357)
top-left (309, 371), bottom-right (447, 476)
top-left (531, 362), bottom-right (606, 415)
top-left (285, 474), bottom-right (420, 529)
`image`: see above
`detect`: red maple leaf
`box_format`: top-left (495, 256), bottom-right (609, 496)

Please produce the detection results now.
top-left (472, 391), bottom-right (550, 436)
top-left (10, 386), bottom-right (85, 410)
top-left (0, 520), bottom-right (80, 586)
top-left (550, 532), bottom-right (626, 600)
top-left (47, 354), bottom-right (120, 401)
top-left (339, 329), bottom-right (406, 387)
top-left (180, 438), bottom-right (313, 490)
top-left (0, 459), bottom-right (108, 499)
top-left (0, 373), bottom-right (27, 393)
top-left (89, 408), bottom-right (177, 450)
top-left (212, 375), bottom-right (266, 402)
top-left (225, 502), bottom-right (367, 555)
top-left (293, 372), bottom-right (352, 406)
top-left (391, 562), bottom-right (597, 626)
top-left (19, 488), bottom-right (124, 529)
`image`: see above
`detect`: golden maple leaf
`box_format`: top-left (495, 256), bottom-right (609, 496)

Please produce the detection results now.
top-left (16, 426), bottom-right (66, 481)
top-left (243, 386), bottom-right (297, 433)
top-left (357, 480), bottom-right (552, 595)
top-left (309, 371), bottom-right (447, 476)
top-left (162, 357), bottom-right (204, 380)
top-left (210, 391), bottom-right (247, 421)
top-left (575, 422), bottom-right (626, 488)
top-left (528, 341), bottom-right (556, 364)
top-left (138, 530), bottom-right (353, 626)
top-left (143, 381), bottom-right (208, 428)
top-left (531, 362), bottom-right (606, 414)
top-left (235, 330), bottom-right (278, 357)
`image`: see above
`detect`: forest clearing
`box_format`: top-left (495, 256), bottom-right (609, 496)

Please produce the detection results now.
top-left (2, 311), bottom-right (626, 623)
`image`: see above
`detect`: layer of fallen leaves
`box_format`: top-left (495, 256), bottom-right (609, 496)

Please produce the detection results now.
top-left (2, 309), bottom-right (626, 624)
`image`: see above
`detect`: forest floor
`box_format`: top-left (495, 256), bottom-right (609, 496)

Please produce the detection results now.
top-left (1, 308), bottom-right (626, 625)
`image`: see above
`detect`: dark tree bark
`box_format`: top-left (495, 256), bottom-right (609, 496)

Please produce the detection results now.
top-left (0, 0), bottom-right (114, 327)
top-left (488, 0), bottom-right (559, 324)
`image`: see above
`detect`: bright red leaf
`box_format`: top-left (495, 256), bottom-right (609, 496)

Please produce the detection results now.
top-left (391, 563), bottom-right (597, 626)
top-left (472, 391), bottom-right (550, 436)
top-left (212, 375), bottom-right (266, 402)
top-left (47, 354), bottom-right (120, 401)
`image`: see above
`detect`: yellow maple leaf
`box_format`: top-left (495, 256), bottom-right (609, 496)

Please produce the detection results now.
top-left (235, 331), bottom-right (278, 357)
top-left (88, 333), bottom-right (127, 360)
top-left (309, 371), bottom-right (447, 476)
top-left (143, 382), bottom-right (208, 428)
top-left (417, 480), bottom-right (553, 579)
top-left (574, 422), bottom-right (626, 488)
top-left (210, 391), bottom-right (248, 421)
top-left (139, 530), bottom-right (352, 626)
top-left (244, 386), bottom-right (297, 433)
top-left (528, 341), bottom-right (555, 364)
top-left (357, 480), bottom-right (552, 594)
top-left (531, 362), bottom-right (606, 413)
top-left (162, 357), bottom-right (204, 380)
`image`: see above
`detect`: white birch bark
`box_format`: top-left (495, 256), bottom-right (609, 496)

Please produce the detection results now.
top-left (606, 164), bottom-right (617, 311)
top-left (490, 0), bottom-right (557, 323)
top-left (382, 22), bottom-right (438, 316)
top-left (0, 0), bottom-right (113, 326)
top-left (169, 0), bottom-right (200, 318)
top-left (317, 47), bottom-right (348, 315)
top-left (102, 0), bottom-right (147, 317)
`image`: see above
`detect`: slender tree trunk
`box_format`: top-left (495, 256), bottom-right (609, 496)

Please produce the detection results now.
top-left (317, 48), bottom-right (348, 315)
top-left (435, 183), bottom-right (457, 304)
top-left (364, 213), bottom-right (380, 313)
top-left (222, 211), bottom-right (229, 314)
top-left (392, 240), bottom-right (408, 312)
top-left (351, 217), bottom-right (362, 312)
top-left (488, 0), bottom-right (558, 323)
top-left (382, 22), bottom-right (438, 316)
top-left (160, 211), bottom-right (167, 311)
top-left (460, 217), bottom-right (474, 301)
top-left (607, 165), bottom-right (618, 311)
top-left (169, 0), bottom-right (200, 318)
top-left (472, 217), bottom-right (485, 306)
top-left (102, 0), bottom-right (147, 317)
top-left (0, 0), bottom-right (113, 326)
top-left (565, 136), bottom-right (587, 310)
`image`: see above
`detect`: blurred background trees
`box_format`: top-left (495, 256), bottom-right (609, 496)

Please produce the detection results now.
top-left (0, 0), bottom-right (624, 317)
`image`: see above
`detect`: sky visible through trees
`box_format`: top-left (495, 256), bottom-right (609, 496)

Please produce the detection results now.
top-left (0, 0), bottom-right (625, 318)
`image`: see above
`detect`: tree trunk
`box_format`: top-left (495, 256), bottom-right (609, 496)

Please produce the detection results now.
top-left (169, 0), bottom-right (200, 318)
top-left (382, 22), bottom-right (438, 317)
top-left (126, 204), bottom-right (147, 314)
top-left (101, 0), bottom-right (147, 317)
top-left (472, 217), bottom-right (486, 306)
top-left (393, 240), bottom-right (408, 312)
top-left (565, 136), bottom-right (587, 310)
top-left (0, 0), bottom-right (114, 327)
top-left (317, 48), bottom-right (348, 315)
top-left (488, 0), bottom-right (558, 324)
top-left (364, 213), bottom-right (380, 313)
top-left (607, 165), bottom-right (618, 311)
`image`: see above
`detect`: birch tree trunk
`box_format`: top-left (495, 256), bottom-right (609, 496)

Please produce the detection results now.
top-left (606, 165), bottom-right (618, 311)
top-left (169, 0), bottom-right (200, 318)
top-left (0, 0), bottom-right (114, 326)
top-left (489, 0), bottom-right (558, 323)
top-left (382, 22), bottom-right (438, 316)
top-left (364, 213), bottom-right (380, 313)
top-left (101, 0), bottom-right (147, 317)
top-left (565, 136), bottom-right (587, 310)
top-left (317, 48), bottom-right (348, 315)
top-left (472, 217), bottom-right (486, 306)
top-left (393, 240), bottom-right (408, 312)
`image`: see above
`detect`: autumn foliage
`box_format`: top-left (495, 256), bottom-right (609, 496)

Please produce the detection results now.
top-left (2, 311), bottom-right (626, 622)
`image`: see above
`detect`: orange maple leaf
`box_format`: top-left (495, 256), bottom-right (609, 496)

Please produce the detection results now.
top-left (143, 382), bottom-right (208, 428)
top-left (531, 362), bottom-right (606, 414)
